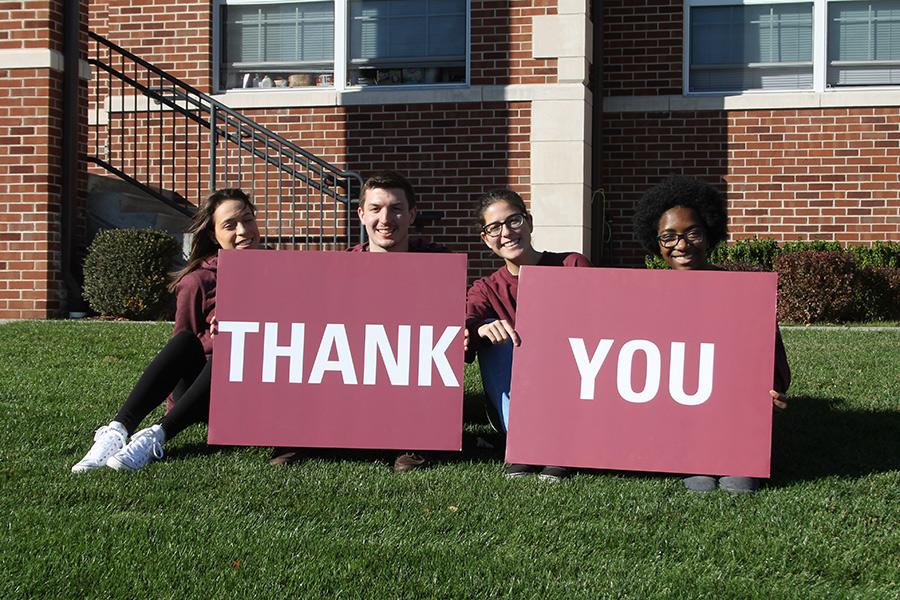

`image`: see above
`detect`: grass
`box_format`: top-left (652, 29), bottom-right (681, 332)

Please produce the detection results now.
top-left (1, 322), bottom-right (898, 599)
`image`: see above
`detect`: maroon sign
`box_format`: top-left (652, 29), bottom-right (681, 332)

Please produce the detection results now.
top-left (208, 250), bottom-right (467, 451)
top-left (505, 267), bottom-right (778, 477)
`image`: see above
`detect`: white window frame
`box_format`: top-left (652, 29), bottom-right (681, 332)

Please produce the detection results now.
top-left (683, 0), bottom-right (900, 95)
top-left (213, 0), bottom-right (471, 93)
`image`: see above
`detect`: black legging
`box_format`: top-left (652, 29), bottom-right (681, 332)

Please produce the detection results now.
top-left (114, 330), bottom-right (211, 440)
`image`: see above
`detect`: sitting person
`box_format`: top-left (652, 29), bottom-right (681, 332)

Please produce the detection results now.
top-left (633, 175), bottom-right (790, 493)
top-left (466, 189), bottom-right (592, 481)
top-left (269, 171), bottom-right (446, 472)
top-left (72, 189), bottom-right (261, 473)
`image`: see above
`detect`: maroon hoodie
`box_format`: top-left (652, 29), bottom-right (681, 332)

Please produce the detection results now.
top-left (348, 238), bottom-right (448, 253)
top-left (173, 255), bottom-right (217, 357)
top-left (465, 251), bottom-right (592, 361)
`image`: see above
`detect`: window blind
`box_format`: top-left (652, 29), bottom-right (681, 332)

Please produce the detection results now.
top-left (224, 2), bottom-right (334, 66)
top-left (828, 1), bottom-right (900, 85)
top-left (350, 0), bottom-right (465, 63)
top-left (690, 3), bottom-right (813, 92)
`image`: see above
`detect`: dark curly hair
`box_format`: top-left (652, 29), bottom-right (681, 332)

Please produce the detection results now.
top-left (633, 176), bottom-right (728, 255)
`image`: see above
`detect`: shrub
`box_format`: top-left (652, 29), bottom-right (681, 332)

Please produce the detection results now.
top-left (726, 238), bottom-right (779, 270)
top-left (774, 251), bottom-right (857, 323)
top-left (853, 266), bottom-right (900, 321)
top-left (82, 229), bottom-right (178, 320)
top-left (716, 261), bottom-right (767, 272)
top-left (779, 240), bottom-right (843, 255)
top-left (848, 241), bottom-right (900, 269)
top-left (644, 255), bottom-right (668, 269)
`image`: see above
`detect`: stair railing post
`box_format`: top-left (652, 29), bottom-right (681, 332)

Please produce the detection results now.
top-left (209, 104), bottom-right (217, 191)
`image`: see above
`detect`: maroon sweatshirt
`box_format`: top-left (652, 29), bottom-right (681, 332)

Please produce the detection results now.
top-left (465, 251), bottom-right (592, 361)
top-left (172, 255), bottom-right (217, 357)
top-left (348, 238), bottom-right (448, 253)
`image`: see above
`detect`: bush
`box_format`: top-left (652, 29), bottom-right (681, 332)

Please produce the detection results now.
top-left (644, 254), bottom-right (668, 270)
top-left (774, 251), bottom-right (857, 323)
top-left (726, 238), bottom-right (780, 270)
top-left (642, 238), bottom-right (898, 323)
top-left (779, 240), bottom-right (843, 255)
top-left (716, 261), bottom-right (767, 272)
top-left (848, 241), bottom-right (900, 269)
top-left (853, 266), bottom-right (900, 321)
top-left (82, 229), bottom-right (178, 320)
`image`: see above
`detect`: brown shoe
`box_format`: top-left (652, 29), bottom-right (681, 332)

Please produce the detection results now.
top-left (393, 451), bottom-right (431, 473)
top-left (269, 447), bottom-right (305, 466)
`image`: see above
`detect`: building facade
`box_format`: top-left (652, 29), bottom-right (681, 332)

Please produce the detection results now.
top-left (0, 0), bottom-right (897, 317)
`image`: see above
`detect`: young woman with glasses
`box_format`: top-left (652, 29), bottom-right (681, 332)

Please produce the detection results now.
top-left (633, 175), bottom-right (791, 493)
top-left (465, 189), bottom-right (592, 481)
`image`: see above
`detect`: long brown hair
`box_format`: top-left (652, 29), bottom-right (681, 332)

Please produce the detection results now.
top-left (168, 188), bottom-right (255, 292)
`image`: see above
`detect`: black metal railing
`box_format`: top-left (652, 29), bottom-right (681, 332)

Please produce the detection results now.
top-left (87, 31), bottom-right (363, 250)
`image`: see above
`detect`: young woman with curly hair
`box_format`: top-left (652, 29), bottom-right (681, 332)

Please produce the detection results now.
top-left (634, 176), bottom-right (790, 493)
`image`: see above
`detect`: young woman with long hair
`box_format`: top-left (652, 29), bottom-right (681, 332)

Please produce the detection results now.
top-left (71, 188), bottom-right (261, 473)
top-left (466, 189), bottom-right (592, 481)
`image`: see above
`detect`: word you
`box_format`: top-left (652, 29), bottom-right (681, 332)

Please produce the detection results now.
top-left (569, 338), bottom-right (715, 405)
top-left (218, 321), bottom-right (461, 387)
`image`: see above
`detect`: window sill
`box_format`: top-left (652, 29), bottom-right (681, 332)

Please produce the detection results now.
top-left (603, 88), bottom-right (900, 113)
top-left (210, 83), bottom-right (589, 109)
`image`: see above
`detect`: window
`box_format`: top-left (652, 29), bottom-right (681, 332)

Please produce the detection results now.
top-left (221, 1), bottom-right (335, 89)
top-left (685, 0), bottom-right (900, 93)
top-left (349, 0), bottom-right (466, 85)
top-left (216, 0), bottom-right (468, 91)
top-left (828, 1), bottom-right (900, 85)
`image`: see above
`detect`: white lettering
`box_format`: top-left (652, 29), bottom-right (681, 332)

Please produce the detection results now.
top-left (568, 338), bottom-right (614, 400)
top-left (308, 324), bottom-right (358, 385)
top-left (417, 326), bottom-right (461, 387)
top-left (616, 339), bottom-right (661, 404)
top-left (669, 342), bottom-right (715, 406)
top-left (262, 322), bottom-right (305, 383)
top-left (217, 321), bottom-right (260, 382)
top-left (363, 324), bottom-right (411, 385)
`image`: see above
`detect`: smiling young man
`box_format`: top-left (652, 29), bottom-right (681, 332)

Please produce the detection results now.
top-left (269, 171), bottom-right (446, 472)
top-left (349, 171), bottom-right (445, 255)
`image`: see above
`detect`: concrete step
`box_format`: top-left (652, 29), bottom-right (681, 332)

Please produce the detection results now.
top-left (87, 173), bottom-right (194, 259)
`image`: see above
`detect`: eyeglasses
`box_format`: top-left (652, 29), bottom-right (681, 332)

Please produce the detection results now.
top-left (657, 228), bottom-right (705, 248)
top-left (482, 213), bottom-right (527, 237)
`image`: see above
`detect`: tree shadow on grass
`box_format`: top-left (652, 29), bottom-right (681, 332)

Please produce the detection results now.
top-left (771, 395), bottom-right (900, 485)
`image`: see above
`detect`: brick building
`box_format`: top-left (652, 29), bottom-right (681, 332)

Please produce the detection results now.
top-left (1, 0), bottom-right (898, 318)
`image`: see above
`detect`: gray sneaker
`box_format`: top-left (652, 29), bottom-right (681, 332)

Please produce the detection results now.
top-left (683, 475), bottom-right (717, 492)
top-left (718, 476), bottom-right (760, 494)
top-left (107, 425), bottom-right (165, 472)
top-left (71, 422), bottom-right (127, 473)
top-left (503, 463), bottom-right (540, 478)
top-left (537, 466), bottom-right (571, 483)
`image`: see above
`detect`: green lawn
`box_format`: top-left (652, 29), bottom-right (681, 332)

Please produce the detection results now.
top-left (1, 322), bottom-right (897, 599)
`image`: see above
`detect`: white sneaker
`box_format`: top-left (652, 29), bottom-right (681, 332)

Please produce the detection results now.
top-left (106, 425), bottom-right (165, 472)
top-left (71, 422), bottom-right (128, 473)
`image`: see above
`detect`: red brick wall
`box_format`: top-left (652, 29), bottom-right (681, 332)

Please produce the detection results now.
top-left (0, 68), bottom-right (64, 318)
top-left (470, 0), bottom-right (558, 85)
top-left (601, 0), bottom-right (682, 96)
top-left (0, 1), bottom-right (64, 51)
top-left (602, 108), bottom-right (900, 265)
top-left (101, 0), bottom-right (212, 88)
